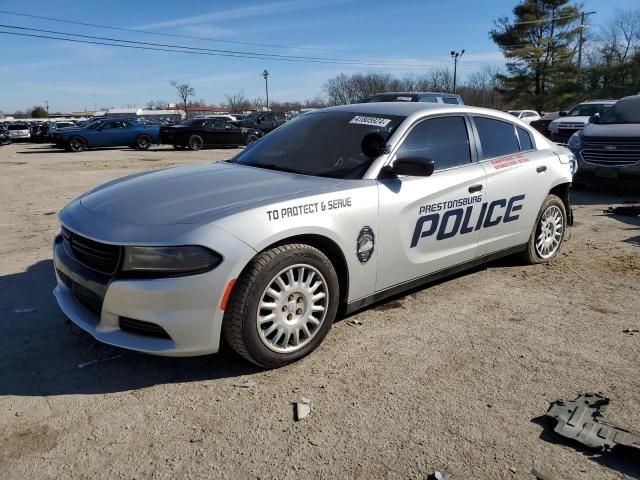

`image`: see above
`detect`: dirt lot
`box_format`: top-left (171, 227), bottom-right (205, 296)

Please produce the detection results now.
top-left (1, 142), bottom-right (638, 480)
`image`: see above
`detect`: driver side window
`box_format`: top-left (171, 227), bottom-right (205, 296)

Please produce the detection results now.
top-left (396, 116), bottom-right (471, 171)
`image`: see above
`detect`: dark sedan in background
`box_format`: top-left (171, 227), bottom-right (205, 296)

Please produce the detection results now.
top-left (529, 111), bottom-right (560, 138)
top-left (159, 118), bottom-right (263, 150)
top-left (234, 111), bottom-right (286, 133)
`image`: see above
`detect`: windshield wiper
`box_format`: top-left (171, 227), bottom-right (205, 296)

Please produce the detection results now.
top-left (253, 163), bottom-right (306, 175)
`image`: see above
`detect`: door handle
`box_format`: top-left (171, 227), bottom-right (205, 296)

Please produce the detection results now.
top-left (536, 165), bottom-right (547, 173)
top-left (468, 184), bottom-right (483, 193)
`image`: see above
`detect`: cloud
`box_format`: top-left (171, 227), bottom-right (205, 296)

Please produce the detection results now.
top-left (134, 0), bottom-right (312, 30)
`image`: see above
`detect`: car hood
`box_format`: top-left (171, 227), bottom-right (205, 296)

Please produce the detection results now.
top-left (78, 162), bottom-right (343, 226)
top-left (581, 123), bottom-right (640, 138)
top-left (550, 116), bottom-right (590, 127)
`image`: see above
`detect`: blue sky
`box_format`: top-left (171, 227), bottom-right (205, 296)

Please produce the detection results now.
top-left (0, 0), bottom-right (637, 113)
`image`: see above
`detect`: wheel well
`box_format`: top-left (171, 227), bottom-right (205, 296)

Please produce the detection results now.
top-left (550, 182), bottom-right (573, 226)
top-left (264, 234), bottom-right (350, 312)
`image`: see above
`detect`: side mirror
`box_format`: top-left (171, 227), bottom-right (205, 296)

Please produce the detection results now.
top-left (390, 157), bottom-right (435, 177)
top-left (589, 113), bottom-right (600, 124)
top-left (559, 111), bottom-right (568, 117)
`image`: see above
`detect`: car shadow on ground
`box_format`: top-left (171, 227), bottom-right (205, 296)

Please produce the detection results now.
top-left (531, 416), bottom-right (640, 479)
top-left (0, 259), bottom-right (260, 398)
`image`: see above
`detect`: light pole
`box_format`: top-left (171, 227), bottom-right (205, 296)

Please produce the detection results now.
top-left (44, 100), bottom-right (49, 116)
top-left (261, 70), bottom-right (270, 110)
top-left (450, 49), bottom-right (465, 94)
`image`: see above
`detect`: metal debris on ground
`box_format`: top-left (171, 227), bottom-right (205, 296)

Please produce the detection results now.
top-left (425, 470), bottom-right (449, 480)
top-left (233, 379), bottom-right (257, 388)
top-left (78, 355), bottom-right (123, 369)
top-left (14, 307), bottom-right (37, 313)
top-left (345, 319), bottom-right (363, 328)
top-left (545, 393), bottom-right (640, 451)
top-left (531, 462), bottom-right (553, 480)
top-left (605, 204), bottom-right (640, 216)
top-left (294, 397), bottom-right (316, 421)
top-left (623, 328), bottom-right (639, 336)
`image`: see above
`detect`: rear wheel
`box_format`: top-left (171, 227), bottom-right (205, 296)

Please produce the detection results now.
top-left (244, 134), bottom-right (258, 146)
top-left (523, 194), bottom-right (566, 264)
top-left (67, 136), bottom-right (87, 152)
top-left (135, 134), bottom-right (152, 150)
top-left (188, 134), bottom-right (204, 151)
top-left (223, 244), bottom-right (339, 368)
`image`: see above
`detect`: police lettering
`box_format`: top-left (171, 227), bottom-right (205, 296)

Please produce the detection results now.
top-left (410, 194), bottom-right (526, 248)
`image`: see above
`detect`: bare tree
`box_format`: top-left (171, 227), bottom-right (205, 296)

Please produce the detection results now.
top-left (145, 100), bottom-right (167, 110)
top-left (225, 91), bottom-right (252, 113)
top-left (170, 81), bottom-right (195, 116)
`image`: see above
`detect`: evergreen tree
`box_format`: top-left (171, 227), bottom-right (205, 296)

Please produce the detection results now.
top-left (491, 0), bottom-right (581, 110)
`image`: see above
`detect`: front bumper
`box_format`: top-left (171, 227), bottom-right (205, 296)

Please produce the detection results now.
top-left (571, 149), bottom-right (640, 183)
top-left (52, 229), bottom-right (254, 356)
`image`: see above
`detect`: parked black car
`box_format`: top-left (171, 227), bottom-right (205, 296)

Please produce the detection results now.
top-left (0, 131), bottom-right (11, 146)
top-left (234, 111), bottom-right (286, 133)
top-left (159, 118), bottom-right (263, 150)
top-left (530, 111), bottom-right (560, 139)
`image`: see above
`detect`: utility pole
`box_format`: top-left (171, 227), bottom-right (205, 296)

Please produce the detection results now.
top-left (577, 11), bottom-right (596, 74)
top-left (450, 50), bottom-right (465, 94)
top-left (261, 70), bottom-right (270, 110)
top-left (44, 100), bottom-right (49, 116)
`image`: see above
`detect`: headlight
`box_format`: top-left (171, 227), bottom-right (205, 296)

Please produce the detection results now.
top-left (122, 246), bottom-right (221, 274)
top-left (567, 132), bottom-right (582, 149)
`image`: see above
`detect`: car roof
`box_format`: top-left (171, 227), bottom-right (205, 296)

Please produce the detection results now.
top-left (319, 102), bottom-right (466, 116)
top-left (370, 91), bottom-right (460, 97)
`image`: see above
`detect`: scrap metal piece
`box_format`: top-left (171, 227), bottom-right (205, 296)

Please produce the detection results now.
top-left (605, 204), bottom-right (640, 216)
top-left (545, 393), bottom-right (640, 451)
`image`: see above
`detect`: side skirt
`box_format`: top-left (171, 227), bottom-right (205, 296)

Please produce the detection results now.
top-left (344, 244), bottom-right (527, 315)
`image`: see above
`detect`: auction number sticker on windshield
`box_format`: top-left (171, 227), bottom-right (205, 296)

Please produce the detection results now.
top-left (349, 116), bottom-right (392, 127)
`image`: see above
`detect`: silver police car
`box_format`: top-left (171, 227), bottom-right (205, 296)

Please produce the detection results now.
top-left (53, 103), bottom-right (575, 367)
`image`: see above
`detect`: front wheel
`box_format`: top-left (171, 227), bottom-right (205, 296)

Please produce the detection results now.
top-left (188, 134), bottom-right (204, 151)
top-left (135, 134), bottom-right (152, 150)
top-left (523, 194), bottom-right (566, 264)
top-left (67, 136), bottom-right (87, 152)
top-left (223, 244), bottom-right (339, 368)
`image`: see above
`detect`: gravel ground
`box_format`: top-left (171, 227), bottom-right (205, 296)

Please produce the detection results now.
top-left (1, 142), bottom-right (638, 480)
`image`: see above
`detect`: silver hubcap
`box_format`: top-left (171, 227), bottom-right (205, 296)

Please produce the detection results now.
top-left (535, 205), bottom-right (564, 259)
top-left (190, 137), bottom-right (202, 149)
top-left (71, 138), bottom-right (83, 150)
top-left (257, 264), bottom-right (328, 354)
top-left (138, 137), bottom-right (149, 147)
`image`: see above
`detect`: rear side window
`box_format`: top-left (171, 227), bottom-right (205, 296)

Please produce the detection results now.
top-left (474, 117), bottom-right (520, 159)
top-left (419, 95), bottom-right (439, 103)
top-left (516, 127), bottom-right (533, 151)
top-left (442, 97), bottom-right (460, 105)
top-left (396, 116), bottom-right (471, 171)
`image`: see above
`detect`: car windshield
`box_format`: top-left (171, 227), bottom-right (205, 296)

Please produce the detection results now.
top-left (233, 111), bottom-right (405, 179)
top-left (567, 104), bottom-right (612, 117)
top-left (176, 119), bottom-right (202, 126)
top-left (597, 98), bottom-right (640, 124)
top-left (8, 124), bottom-right (28, 130)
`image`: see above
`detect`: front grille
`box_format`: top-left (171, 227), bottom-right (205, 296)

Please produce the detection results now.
top-left (119, 317), bottom-right (171, 339)
top-left (58, 269), bottom-right (104, 316)
top-left (62, 227), bottom-right (122, 275)
top-left (581, 137), bottom-right (640, 166)
top-left (552, 128), bottom-right (580, 143)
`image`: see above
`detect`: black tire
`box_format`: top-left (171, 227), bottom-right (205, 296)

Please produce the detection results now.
top-left (135, 134), bottom-right (152, 150)
top-left (522, 194), bottom-right (567, 264)
top-left (67, 136), bottom-right (87, 152)
top-left (223, 244), bottom-right (340, 368)
top-left (188, 134), bottom-right (204, 151)
top-left (244, 134), bottom-right (258, 146)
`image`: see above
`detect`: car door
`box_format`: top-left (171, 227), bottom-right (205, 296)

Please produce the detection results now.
top-left (115, 120), bottom-right (138, 146)
top-left (92, 120), bottom-right (118, 147)
top-left (470, 115), bottom-right (550, 256)
top-left (376, 115), bottom-right (487, 291)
